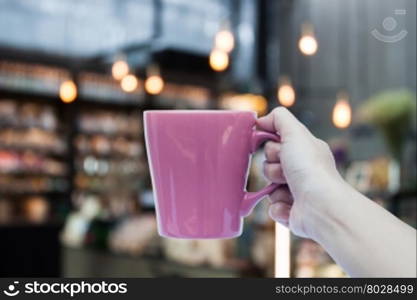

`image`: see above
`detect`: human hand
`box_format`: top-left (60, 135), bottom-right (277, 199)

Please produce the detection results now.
top-left (257, 107), bottom-right (345, 239)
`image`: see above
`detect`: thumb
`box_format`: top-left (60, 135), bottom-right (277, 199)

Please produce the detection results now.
top-left (257, 107), bottom-right (308, 140)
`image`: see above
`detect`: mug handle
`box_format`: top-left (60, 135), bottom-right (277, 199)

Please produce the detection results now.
top-left (240, 130), bottom-right (281, 217)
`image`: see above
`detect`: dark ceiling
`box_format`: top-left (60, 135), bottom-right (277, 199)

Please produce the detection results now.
top-left (0, 0), bottom-right (228, 58)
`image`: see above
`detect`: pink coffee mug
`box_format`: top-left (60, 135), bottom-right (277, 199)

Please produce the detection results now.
top-left (144, 110), bottom-right (280, 239)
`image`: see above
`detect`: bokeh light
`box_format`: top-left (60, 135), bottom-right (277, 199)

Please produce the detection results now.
top-left (298, 23), bottom-right (318, 56)
top-left (145, 75), bottom-right (164, 95)
top-left (120, 74), bottom-right (138, 92)
top-left (278, 78), bottom-right (296, 107)
top-left (59, 80), bottom-right (77, 103)
top-left (298, 35), bottom-right (318, 56)
top-left (112, 60), bottom-right (129, 81)
top-left (332, 92), bottom-right (352, 129)
top-left (215, 30), bottom-right (235, 53)
top-left (220, 94), bottom-right (268, 115)
top-left (209, 49), bottom-right (229, 72)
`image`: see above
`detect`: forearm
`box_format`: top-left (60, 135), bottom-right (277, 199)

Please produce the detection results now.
top-left (308, 179), bottom-right (417, 277)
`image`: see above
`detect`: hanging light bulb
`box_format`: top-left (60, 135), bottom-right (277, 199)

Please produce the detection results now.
top-left (209, 49), bottom-right (229, 72)
top-left (59, 80), bottom-right (77, 103)
top-left (145, 65), bottom-right (164, 95)
top-left (298, 23), bottom-right (318, 56)
top-left (121, 74), bottom-right (138, 92)
top-left (215, 30), bottom-right (234, 53)
top-left (277, 76), bottom-right (296, 107)
top-left (145, 75), bottom-right (164, 95)
top-left (332, 91), bottom-right (352, 129)
top-left (112, 58), bottom-right (129, 81)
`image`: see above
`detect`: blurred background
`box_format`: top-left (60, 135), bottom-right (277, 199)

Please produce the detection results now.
top-left (0, 0), bottom-right (415, 278)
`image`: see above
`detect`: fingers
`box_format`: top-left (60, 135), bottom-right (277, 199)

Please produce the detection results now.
top-left (257, 107), bottom-right (309, 140)
top-left (269, 185), bottom-right (293, 205)
top-left (268, 186), bottom-right (293, 226)
top-left (264, 141), bottom-right (280, 162)
top-left (257, 108), bottom-right (278, 132)
top-left (263, 162), bottom-right (286, 184)
top-left (269, 202), bottom-right (291, 226)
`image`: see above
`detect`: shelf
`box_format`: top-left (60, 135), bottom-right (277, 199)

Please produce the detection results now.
top-left (0, 220), bottom-right (64, 228)
top-left (78, 96), bottom-right (145, 109)
top-left (1, 84), bottom-right (149, 232)
top-left (75, 171), bottom-right (143, 178)
top-left (0, 143), bottom-right (67, 157)
top-left (0, 87), bottom-right (145, 109)
top-left (0, 190), bottom-right (69, 197)
top-left (76, 152), bottom-right (142, 160)
top-left (0, 123), bottom-right (63, 134)
top-left (0, 170), bottom-right (67, 177)
top-left (76, 130), bottom-right (141, 140)
top-left (0, 88), bottom-right (60, 104)
top-left (74, 188), bottom-right (140, 194)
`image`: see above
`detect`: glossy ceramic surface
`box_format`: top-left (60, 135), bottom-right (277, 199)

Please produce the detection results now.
top-left (144, 110), bottom-right (279, 239)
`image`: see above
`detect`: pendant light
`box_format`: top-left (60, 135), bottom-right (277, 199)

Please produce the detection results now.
top-left (277, 76), bottom-right (296, 107)
top-left (214, 28), bottom-right (234, 53)
top-left (332, 91), bottom-right (352, 129)
top-left (59, 80), bottom-right (77, 103)
top-left (209, 49), bottom-right (229, 72)
top-left (112, 55), bottom-right (129, 81)
top-left (209, 21), bottom-right (233, 72)
top-left (120, 74), bottom-right (139, 93)
top-left (332, 4), bottom-right (352, 130)
top-left (145, 64), bottom-right (164, 95)
top-left (298, 23), bottom-right (318, 56)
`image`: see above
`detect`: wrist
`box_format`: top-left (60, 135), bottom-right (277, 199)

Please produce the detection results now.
top-left (301, 172), bottom-right (350, 242)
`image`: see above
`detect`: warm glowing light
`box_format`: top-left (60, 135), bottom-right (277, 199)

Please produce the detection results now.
top-left (120, 74), bottom-right (138, 92)
top-left (220, 94), bottom-right (268, 115)
top-left (209, 49), bottom-right (229, 72)
top-left (299, 35), bottom-right (318, 56)
top-left (298, 23), bottom-right (318, 56)
top-left (275, 223), bottom-right (290, 278)
top-left (59, 80), bottom-right (77, 103)
top-left (215, 30), bottom-right (235, 53)
top-left (145, 75), bottom-right (164, 95)
top-left (332, 92), bottom-right (352, 129)
top-left (112, 60), bottom-right (129, 81)
top-left (278, 78), bottom-right (296, 107)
